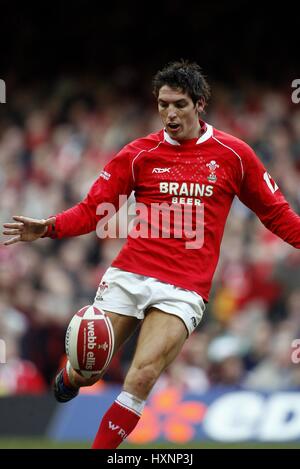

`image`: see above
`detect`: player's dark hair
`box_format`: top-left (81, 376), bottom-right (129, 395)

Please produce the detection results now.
top-left (152, 59), bottom-right (211, 109)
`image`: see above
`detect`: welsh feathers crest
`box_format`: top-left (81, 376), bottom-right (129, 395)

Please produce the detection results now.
top-left (206, 160), bottom-right (219, 182)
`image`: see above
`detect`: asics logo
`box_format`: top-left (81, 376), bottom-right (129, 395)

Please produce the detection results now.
top-left (152, 167), bottom-right (171, 174)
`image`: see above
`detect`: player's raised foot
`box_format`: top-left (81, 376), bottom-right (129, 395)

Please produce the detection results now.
top-left (53, 369), bottom-right (79, 403)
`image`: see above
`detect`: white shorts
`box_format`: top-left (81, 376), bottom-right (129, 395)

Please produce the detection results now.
top-left (93, 267), bottom-right (206, 335)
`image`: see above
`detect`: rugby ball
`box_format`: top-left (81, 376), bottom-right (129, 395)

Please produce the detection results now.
top-left (65, 305), bottom-right (114, 378)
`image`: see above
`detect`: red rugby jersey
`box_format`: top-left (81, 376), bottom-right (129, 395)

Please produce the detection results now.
top-left (46, 122), bottom-right (300, 301)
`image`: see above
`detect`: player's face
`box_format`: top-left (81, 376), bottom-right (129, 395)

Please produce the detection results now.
top-left (158, 85), bottom-right (203, 140)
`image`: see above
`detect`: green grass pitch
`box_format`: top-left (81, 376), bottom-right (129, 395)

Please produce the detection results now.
top-left (0, 438), bottom-right (300, 449)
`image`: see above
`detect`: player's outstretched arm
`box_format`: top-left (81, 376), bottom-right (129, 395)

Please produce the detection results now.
top-left (2, 216), bottom-right (56, 245)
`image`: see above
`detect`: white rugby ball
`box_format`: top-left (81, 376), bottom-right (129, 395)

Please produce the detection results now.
top-left (65, 305), bottom-right (114, 378)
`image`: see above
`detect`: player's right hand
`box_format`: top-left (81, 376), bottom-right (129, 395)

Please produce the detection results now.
top-left (2, 216), bottom-right (55, 245)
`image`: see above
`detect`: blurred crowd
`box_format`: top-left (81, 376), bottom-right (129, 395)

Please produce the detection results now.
top-left (1, 76), bottom-right (300, 395)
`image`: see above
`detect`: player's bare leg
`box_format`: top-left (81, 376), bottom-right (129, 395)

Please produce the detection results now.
top-left (123, 307), bottom-right (188, 399)
top-left (92, 307), bottom-right (188, 448)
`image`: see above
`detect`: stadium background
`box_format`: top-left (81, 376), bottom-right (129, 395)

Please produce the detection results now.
top-left (1, 0), bottom-right (300, 448)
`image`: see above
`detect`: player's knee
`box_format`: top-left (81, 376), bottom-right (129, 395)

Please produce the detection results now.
top-left (124, 364), bottom-right (160, 398)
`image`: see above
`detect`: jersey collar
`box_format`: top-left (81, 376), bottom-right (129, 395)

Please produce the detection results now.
top-left (164, 122), bottom-right (213, 146)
